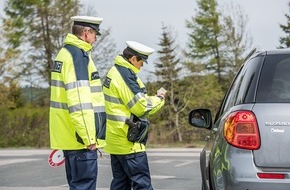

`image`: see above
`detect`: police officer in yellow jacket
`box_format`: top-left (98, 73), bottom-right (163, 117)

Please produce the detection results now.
top-left (49, 16), bottom-right (106, 190)
top-left (103, 41), bottom-right (166, 190)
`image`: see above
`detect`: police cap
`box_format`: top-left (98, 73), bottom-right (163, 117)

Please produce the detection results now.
top-left (126, 41), bottom-right (155, 63)
top-left (71, 16), bottom-right (103, 36)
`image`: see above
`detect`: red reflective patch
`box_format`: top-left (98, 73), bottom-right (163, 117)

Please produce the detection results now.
top-left (257, 173), bottom-right (285, 179)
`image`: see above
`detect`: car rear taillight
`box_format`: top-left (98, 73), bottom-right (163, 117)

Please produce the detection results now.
top-left (223, 111), bottom-right (260, 150)
top-left (257, 173), bottom-right (285, 179)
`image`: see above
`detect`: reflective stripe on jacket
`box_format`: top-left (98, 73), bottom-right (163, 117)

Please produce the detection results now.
top-left (103, 55), bottom-right (165, 154)
top-left (49, 33), bottom-right (106, 150)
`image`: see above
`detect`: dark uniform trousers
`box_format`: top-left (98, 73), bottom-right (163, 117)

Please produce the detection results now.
top-left (63, 149), bottom-right (98, 190)
top-left (110, 151), bottom-right (153, 190)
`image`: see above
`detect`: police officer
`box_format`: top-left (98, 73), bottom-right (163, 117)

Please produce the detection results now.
top-left (49, 16), bottom-right (106, 190)
top-left (103, 41), bottom-right (166, 190)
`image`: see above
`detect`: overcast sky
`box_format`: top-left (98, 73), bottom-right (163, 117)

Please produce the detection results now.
top-left (1, 0), bottom-right (289, 81)
top-left (79, 0), bottom-right (289, 80)
top-left (1, 0), bottom-right (288, 52)
top-left (80, 0), bottom-right (289, 51)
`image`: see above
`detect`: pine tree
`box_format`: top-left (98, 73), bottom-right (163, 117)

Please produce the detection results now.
top-left (153, 24), bottom-right (191, 142)
top-left (278, 2), bottom-right (290, 48)
top-left (154, 25), bottom-right (181, 85)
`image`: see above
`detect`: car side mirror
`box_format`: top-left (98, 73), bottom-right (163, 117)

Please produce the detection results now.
top-left (188, 109), bottom-right (212, 129)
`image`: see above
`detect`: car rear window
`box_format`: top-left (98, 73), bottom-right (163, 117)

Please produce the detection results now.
top-left (256, 54), bottom-right (290, 103)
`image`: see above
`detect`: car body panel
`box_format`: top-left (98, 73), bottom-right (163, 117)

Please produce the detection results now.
top-left (253, 104), bottom-right (290, 168)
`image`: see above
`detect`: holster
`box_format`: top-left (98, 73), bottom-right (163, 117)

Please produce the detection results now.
top-left (125, 116), bottom-right (150, 144)
top-left (125, 119), bottom-right (141, 142)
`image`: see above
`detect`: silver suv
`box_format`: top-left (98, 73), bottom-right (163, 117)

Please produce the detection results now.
top-left (189, 49), bottom-right (290, 190)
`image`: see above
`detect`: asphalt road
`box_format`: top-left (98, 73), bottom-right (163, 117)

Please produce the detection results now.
top-left (0, 148), bottom-right (202, 190)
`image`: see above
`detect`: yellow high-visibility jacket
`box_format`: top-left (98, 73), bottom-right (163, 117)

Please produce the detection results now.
top-left (103, 55), bottom-right (165, 155)
top-left (49, 33), bottom-right (106, 150)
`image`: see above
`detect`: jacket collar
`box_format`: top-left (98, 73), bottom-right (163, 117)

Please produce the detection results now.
top-left (114, 55), bottom-right (140, 74)
top-left (64, 33), bottom-right (92, 52)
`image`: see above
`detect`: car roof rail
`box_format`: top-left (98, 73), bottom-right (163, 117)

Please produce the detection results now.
top-left (243, 48), bottom-right (266, 63)
top-left (243, 48), bottom-right (257, 62)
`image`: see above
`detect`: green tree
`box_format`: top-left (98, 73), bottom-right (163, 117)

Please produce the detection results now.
top-left (0, 82), bottom-right (24, 109)
top-left (2, 0), bottom-right (117, 87)
top-left (153, 24), bottom-right (192, 142)
top-left (0, 16), bottom-right (21, 85)
top-left (278, 1), bottom-right (290, 48)
top-left (3, 0), bottom-right (80, 87)
top-left (185, 0), bottom-right (224, 83)
top-left (220, 2), bottom-right (253, 85)
top-left (154, 25), bottom-right (182, 84)
top-left (186, 0), bottom-right (252, 89)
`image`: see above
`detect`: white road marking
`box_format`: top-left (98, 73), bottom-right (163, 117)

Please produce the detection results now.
top-left (174, 160), bottom-right (197, 167)
top-left (150, 159), bottom-right (174, 164)
top-left (147, 152), bottom-right (200, 157)
top-left (0, 158), bottom-right (41, 166)
top-left (151, 175), bottom-right (176, 179)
